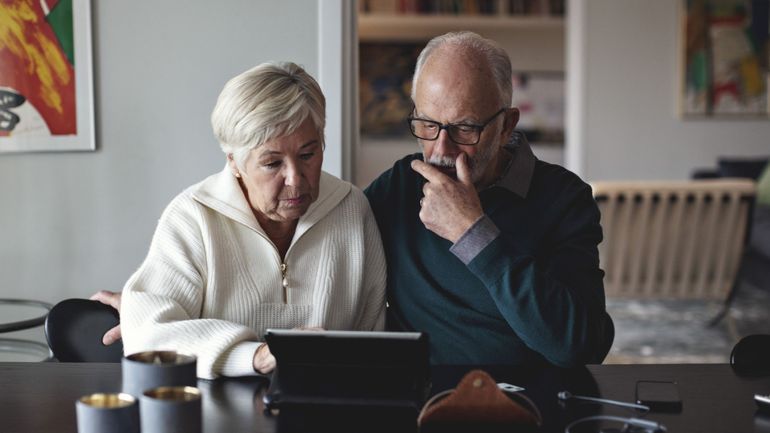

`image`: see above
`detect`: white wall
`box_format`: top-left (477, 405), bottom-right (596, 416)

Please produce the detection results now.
top-left (0, 1), bottom-right (323, 303)
top-left (569, 0), bottom-right (770, 181)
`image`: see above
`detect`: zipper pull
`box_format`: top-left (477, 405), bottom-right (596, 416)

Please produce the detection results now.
top-left (280, 262), bottom-right (288, 303)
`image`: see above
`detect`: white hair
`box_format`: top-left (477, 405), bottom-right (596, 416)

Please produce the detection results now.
top-left (412, 31), bottom-right (512, 107)
top-left (211, 61), bottom-right (325, 169)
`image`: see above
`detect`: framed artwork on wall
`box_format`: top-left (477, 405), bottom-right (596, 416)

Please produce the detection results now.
top-left (359, 41), bottom-right (422, 139)
top-left (511, 71), bottom-right (564, 144)
top-left (0, 0), bottom-right (95, 153)
top-left (681, 0), bottom-right (769, 117)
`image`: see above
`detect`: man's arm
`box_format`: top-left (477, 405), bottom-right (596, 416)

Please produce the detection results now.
top-left (456, 187), bottom-right (613, 366)
top-left (412, 154), bottom-right (613, 366)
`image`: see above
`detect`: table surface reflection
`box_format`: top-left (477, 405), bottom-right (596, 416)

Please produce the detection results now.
top-left (0, 362), bottom-right (768, 433)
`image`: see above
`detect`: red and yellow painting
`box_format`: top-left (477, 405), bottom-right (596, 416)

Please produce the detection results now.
top-left (0, 0), bottom-right (76, 138)
top-left (682, 0), bottom-right (769, 116)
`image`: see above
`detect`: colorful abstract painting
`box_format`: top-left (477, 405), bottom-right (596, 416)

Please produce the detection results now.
top-left (0, 0), bottom-right (93, 152)
top-left (682, 0), bottom-right (769, 116)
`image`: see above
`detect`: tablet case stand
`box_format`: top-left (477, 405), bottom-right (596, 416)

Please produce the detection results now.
top-left (262, 330), bottom-right (430, 410)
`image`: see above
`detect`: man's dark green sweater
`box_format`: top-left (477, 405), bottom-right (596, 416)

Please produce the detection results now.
top-left (364, 137), bottom-right (614, 367)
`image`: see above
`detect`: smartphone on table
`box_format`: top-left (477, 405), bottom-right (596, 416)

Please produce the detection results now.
top-left (635, 380), bottom-right (683, 413)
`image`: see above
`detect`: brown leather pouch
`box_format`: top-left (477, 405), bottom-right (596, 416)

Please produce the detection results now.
top-left (417, 370), bottom-right (542, 433)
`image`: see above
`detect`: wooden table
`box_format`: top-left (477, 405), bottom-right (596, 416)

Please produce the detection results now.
top-left (1, 362), bottom-right (768, 432)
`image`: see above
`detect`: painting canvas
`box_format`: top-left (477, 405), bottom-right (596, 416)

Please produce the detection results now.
top-left (359, 42), bottom-right (422, 138)
top-left (510, 72), bottom-right (564, 143)
top-left (682, 0), bottom-right (769, 116)
top-left (0, 0), bottom-right (94, 152)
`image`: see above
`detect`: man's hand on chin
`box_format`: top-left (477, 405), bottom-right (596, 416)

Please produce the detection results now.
top-left (411, 153), bottom-right (484, 243)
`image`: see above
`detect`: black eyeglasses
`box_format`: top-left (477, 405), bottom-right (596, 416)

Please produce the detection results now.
top-left (406, 108), bottom-right (507, 145)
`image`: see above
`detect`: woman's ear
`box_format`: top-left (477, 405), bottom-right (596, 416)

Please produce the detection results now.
top-left (227, 154), bottom-right (241, 178)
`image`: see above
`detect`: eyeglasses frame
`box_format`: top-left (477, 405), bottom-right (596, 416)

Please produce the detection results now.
top-left (406, 107), bottom-right (508, 145)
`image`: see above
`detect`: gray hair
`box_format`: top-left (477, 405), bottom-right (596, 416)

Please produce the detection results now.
top-left (412, 31), bottom-right (512, 107)
top-left (211, 61), bottom-right (325, 169)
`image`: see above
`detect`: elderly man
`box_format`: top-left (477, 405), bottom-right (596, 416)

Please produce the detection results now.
top-left (363, 31), bottom-right (614, 367)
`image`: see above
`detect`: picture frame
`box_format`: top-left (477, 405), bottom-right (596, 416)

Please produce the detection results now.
top-left (0, 0), bottom-right (95, 153)
top-left (680, 0), bottom-right (769, 117)
top-left (359, 41), bottom-right (422, 139)
top-left (510, 71), bottom-right (564, 143)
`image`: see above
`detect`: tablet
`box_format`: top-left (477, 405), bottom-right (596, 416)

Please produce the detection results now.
top-left (263, 329), bottom-right (430, 409)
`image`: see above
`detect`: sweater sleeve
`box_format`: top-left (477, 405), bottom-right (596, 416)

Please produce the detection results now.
top-left (352, 194), bottom-right (387, 331)
top-left (121, 195), bottom-right (260, 379)
top-left (364, 166), bottom-right (392, 238)
top-left (464, 185), bottom-right (614, 367)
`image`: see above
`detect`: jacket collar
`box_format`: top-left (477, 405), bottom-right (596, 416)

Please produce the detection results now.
top-left (191, 164), bottom-right (351, 239)
top-left (494, 130), bottom-right (537, 198)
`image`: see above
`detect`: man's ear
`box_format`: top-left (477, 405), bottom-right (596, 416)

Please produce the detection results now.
top-left (503, 107), bottom-right (520, 138)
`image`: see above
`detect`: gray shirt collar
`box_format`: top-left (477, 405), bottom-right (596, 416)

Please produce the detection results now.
top-left (492, 130), bottom-right (536, 198)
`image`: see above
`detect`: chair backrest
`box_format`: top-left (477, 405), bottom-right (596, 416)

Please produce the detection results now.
top-left (45, 299), bottom-right (123, 362)
top-left (592, 179), bottom-right (756, 300)
top-left (730, 334), bottom-right (770, 376)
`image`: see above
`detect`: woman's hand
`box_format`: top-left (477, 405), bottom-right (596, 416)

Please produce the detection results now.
top-left (253, 343), bottom-right (276, 374)
top-left (252, 327), bottom-right (324, 374)
top-left (90, 290), bottom-right (123, 345)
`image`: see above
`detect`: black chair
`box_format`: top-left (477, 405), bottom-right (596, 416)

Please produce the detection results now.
top-left (730, 334), bottom-right (770, 376)
top-left (691, 158), bottom-right (770, 327)
top-left (692, 157), bottom-right (769, 181)
top-left (44, 299), bottom-right (123, 362)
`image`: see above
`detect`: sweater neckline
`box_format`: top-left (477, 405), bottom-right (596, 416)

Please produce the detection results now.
top-left (190, 164), bottom-right (352, 246)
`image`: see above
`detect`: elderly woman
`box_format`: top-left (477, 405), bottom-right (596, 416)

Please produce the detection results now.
top-left (117, 62), bottom-right (386, 379)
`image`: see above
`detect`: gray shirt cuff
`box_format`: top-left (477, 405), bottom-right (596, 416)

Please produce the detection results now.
top-left (450, 215), bottom-right (501, 265)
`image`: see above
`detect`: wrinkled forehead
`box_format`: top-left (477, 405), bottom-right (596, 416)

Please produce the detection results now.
top-left (420, 45), bottom-right (498, 82)
top-left (413, 50), bottom-right (500, 121)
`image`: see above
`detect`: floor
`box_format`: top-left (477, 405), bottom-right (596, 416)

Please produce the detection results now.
top-left (605, 280), bottom-right (770, 364)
